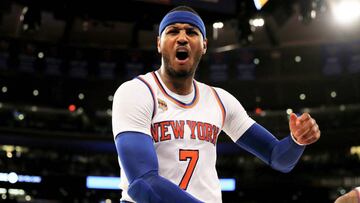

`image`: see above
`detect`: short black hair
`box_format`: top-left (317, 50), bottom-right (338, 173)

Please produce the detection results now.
top-left (168, 5), bottom-right (200, 17)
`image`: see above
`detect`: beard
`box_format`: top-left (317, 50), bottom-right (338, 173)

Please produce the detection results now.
top-left (162, 52), bottom-right (202, 79)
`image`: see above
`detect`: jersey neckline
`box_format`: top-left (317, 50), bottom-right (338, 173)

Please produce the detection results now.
top-left (151, 71), bottom-right (199, 109)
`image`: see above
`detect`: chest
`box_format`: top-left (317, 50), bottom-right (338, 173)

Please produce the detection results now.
top-left (151, 90), bottom-right (222, 146)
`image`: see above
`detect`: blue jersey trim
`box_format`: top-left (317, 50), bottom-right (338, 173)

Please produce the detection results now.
top-left (136, 76), bottom-right (156, 119)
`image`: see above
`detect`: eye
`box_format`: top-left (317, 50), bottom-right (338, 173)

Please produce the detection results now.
top-left (186, 29), bottom-right (198, 35)
top-left (166, 29), bottom-right (179, 34)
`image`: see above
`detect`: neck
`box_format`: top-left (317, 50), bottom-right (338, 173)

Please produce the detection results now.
top-left (158, 66), bottom-right (194, 95)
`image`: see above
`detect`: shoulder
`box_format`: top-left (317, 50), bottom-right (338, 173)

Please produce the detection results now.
top-left (211, 86), bottom-right (249, 118)
top-left (114, 75), bottom-right (154, 100)
top-left (211, 86), bottom-right (238, 106)
top-left (195, 81), bottom-right (231, 98)
top-left (113, 76), bottom-right (156, 114)
top-left (112, 76), bottom-right (155, 138)
top-left (212, 86), bottom-right (231, 97)
top-left (115, 78), bottom-right (143, 91)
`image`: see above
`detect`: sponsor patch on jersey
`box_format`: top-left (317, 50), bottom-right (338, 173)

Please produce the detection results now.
top-left (158, 98), bottom-right (168, 111)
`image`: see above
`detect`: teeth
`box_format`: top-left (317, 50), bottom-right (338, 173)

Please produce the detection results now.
top-left (176, 48), bottom-right (188, 53)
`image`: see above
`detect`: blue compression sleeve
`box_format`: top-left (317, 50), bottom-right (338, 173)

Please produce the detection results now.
top-left (236, 123), bottom-right (305, 173)
top-left (115, 132), bottom-right (203, 203)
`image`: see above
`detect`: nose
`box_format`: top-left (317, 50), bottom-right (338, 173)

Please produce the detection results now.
top-left (177, 31), bottom-right (188, 46)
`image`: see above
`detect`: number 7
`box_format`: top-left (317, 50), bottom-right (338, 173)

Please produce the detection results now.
top-left (179, 149), bottom-right (199, 190)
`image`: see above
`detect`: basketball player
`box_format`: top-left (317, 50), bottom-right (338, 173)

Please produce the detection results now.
top-left (335, 187), bottom-right (360, 203)
top-left (112, 6), bottom-right (321, 203)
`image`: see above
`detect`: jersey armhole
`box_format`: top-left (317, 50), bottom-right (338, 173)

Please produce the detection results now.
top-left (210, 87), bottom-right (226, 128)
top-left (136, 76), bottom-right (157, 119)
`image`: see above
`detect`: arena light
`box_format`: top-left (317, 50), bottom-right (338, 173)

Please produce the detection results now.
top-left (18, 174), bottom-right (42, 183)
top-left (255, 107), bottom-right (263, 115)
top-left (78, 93), bottom-right (85, 100)
top-left (31, 106), bottom-right (37, 112)
top-left (299, 93), bottom-right (306, 100)
top-left (220, 178), bottom-right (236, 191)
top-left (311, 10), bottom-right (316, 19)
top-left (339, 104), bottom-right (346, 111)
top-left (350, 146), bottom-right (360, 158)
top-left (76, 107), bottom-right (84, 114)
top-left (86, 176), bottom-right (236, 191)
top-left (13, 111), bottom-right (25, 121)
top-left (7, 172), bottom-right (18, 184)
top-left (22, 7), bottom-right (28, 15)
top-left (37, 52), bottom-right (44, 59)
top-left (68, 104), bottom-right (76, 112)
top-left (331, 0), bottom-right (360, 24)
top-left (25, 195), bottom-right (31, 201)
top-left (0, 172), bottom-right (41, 184)
top-left (21, 6), bottom-right (41, 31)
top-left (253, 0), bottom-right (269, 10)
top-left (249, 18), bottom-right (265, 27)
top-left (106, 109), bottom-right (112, 116)
top-left (330, 91), bottom-right (337, 98)
top-left (212, 22), bottom-right (224, 40)
top-left (86, 176), bottom-right (121, 190)
top-left (8, 189), bottom-right (25, 196)
top-left (19, 7), bottom-right (28, 22)
top-left (212, 22), bottom-right (224, 29)
top-left (286, 108), bottom-right (293, 115)
top-left (22, 24), bottom-right (29, 31)
top-left (33, 89), bottom-right (39, 96)
top-left (1, 86), bottom-right (7, 93)
top-left (6, 152), bottom-right (12, 158)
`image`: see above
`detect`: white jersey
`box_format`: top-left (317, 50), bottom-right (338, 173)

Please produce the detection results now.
top-left (112, 71), bottom-right (255, 203)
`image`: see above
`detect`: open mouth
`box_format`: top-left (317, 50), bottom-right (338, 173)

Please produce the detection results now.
top-left (176, 51), bottom-right (189, 61)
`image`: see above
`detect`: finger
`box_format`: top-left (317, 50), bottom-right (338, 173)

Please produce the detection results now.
top-left (295, 127), bottom-right (311, 140)
top-left (289, 113), bottom-right (298, 130)
top-left (296, 121), bottom-right (317, 140)
top-left (311, 124), bottom-right (320, 136)
top-left (297, 123), bottom-right (320, 143)
top-left (299, 113), bottom-right (311, 123)
top-left (294, 118), bottom-right (316, 138)
top-left (312, 124), bottom-right (321, 140)
top-left (300, 129), bottom-right (320, 145)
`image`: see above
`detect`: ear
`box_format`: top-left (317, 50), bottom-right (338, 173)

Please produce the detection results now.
top-left (157, 36), bottom-right (161, 54)
top-left (202, 38), bottom-right (208, 55)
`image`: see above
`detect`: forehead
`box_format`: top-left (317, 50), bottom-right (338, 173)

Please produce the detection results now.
top-left (165, 23), bottom-right (199, 30)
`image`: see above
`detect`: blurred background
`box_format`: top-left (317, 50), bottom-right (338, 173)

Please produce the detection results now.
top-left (0, 0), bottom-right (360, 202)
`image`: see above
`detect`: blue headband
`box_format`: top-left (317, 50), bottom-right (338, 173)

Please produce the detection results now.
top-left (159, 11), bottom-right (206, 39)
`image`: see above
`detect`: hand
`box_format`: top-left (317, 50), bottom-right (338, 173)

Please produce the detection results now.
top-left (289, 113), bottom-right (320, 145)
top-left (334, 188), bottom-right (359, 203)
